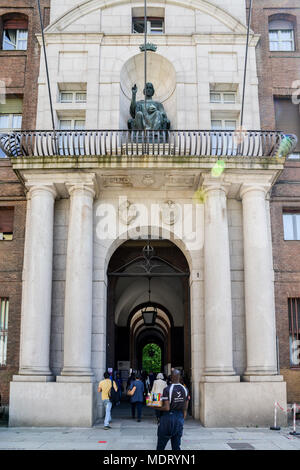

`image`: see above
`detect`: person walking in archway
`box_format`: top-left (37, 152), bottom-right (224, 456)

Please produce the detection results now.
top-left (98, 372), bottom-right (118, 430)
top-left (127, 373), bottom-right (144, 422)
top-left (156, 369), bottom-right (190, 451)
top-left (151, 373), bottom-right (167, 424)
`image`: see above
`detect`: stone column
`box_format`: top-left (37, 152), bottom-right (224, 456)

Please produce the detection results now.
top-left (18, 185), bottom-right (57, 380)
top-left (59, 182), bottom-right (95, 380)
top-left (203, 180), bottom-right (237, 379)
top-left (241, 184), bottom-right (278, 378)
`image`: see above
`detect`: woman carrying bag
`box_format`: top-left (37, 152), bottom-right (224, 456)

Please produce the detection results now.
top-left (127, 373), bottom-right (144, 422)
top-left (150, 373), bottom-right (167, 423)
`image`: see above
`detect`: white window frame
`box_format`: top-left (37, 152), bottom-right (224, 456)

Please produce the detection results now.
top-left (0, 114), bottom-right (22, 158)
top-left (269, 28), bottom-right (295, 52)
top-left (58, 119), bottom-right (86, 155)
top-left (288, 153), bottom-right (300, 160)
top-left (0, 114), bottom-right (22, 131)
top-left (2, 29), bottom-right (28, 51)
top-left (211, 119), bottom-right (237, 156)
top-left (211, 119), bottom-right (237, 130)
top-left (59, 119), bottom-right (86, 130)
top-left (132, 17), bottom-right (164, 34)
top-left (283, 213), bottom-right (300, 241)
top-left (0, 298), bottom-right (9, 367)
top-left (59, 91), bottom-right (87, 104)
top-left (210, 92), bottom-right (236, 104)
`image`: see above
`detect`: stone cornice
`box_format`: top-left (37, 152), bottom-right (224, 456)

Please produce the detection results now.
top-left (36, 32), bottom-right (259, 48)
top-left (192, 33), bottom-right (260, 46)
top-left (36, 33), bottom-right (104, 46)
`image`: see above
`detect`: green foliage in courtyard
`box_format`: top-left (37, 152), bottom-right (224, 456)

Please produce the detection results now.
top-left (142, 343), bottom-right (161, 373)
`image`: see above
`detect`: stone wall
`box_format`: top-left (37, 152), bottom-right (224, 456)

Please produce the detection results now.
top-left (0, 0), bottom-right (49, 405)
top-left (250, 0), bottom-right (300, 402)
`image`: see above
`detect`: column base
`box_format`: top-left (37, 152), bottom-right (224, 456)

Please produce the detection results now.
top-left (13, 375), bottom-right (55, 383)
top-left (19, 367), bottom-right (53, 376)
top-left (244, 367), bottom-right (278, 376)
top-left (61, 367), bottom-right (94, 377)
top-left (201, 375), bottom-right (240, 383)
top-left (242, 375), bottom-right (284, 382)
top-left (204, 367), bottom-right (237, 376)
top-left (199, 380), bottom-right (287, 427)
top-left (57, 375), bottom-right (94, 383)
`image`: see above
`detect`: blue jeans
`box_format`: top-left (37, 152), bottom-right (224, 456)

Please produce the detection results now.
top-left (103, 399), bottom-right (112, 427)
top-left (156, 411), bottom-right (184, 451)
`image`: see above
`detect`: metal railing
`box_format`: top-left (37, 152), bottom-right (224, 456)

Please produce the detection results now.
top-left (0, 129), bottom-right (296, 159)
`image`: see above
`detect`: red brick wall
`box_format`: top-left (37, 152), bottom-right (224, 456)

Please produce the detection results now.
top-left (0, 0), bottom-right (49, 405)
top-left (250, 0), bottom-right (300, 402)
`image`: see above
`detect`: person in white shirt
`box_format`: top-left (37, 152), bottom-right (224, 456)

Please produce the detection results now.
top-left (151, 373), bottom-right (167, 423)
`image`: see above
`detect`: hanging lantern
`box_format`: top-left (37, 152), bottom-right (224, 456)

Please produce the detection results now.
top-left (142, 306), bottom-right (157, 326)
top-left (142, 275), bottom-right (157, 326)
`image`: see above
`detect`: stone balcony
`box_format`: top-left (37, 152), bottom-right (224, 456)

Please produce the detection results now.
top-left (0, 129), bottom-right (296, 159)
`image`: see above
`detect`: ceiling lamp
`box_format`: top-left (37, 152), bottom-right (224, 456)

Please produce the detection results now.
top-left (142, 277), bottom-right (157, 326)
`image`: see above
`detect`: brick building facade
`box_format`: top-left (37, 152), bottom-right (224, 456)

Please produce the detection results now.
top-left (0, 0), bottom-right (299, 424)
top-left (0, 0), bottom-right (49, 406)
top-left (250, 0), bottom-right (300, 402)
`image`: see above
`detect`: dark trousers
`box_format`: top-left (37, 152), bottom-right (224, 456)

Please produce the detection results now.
top-left (156, 411), bottom-right (184, 451)
top-left (131, 401), bottom-right (143, 420)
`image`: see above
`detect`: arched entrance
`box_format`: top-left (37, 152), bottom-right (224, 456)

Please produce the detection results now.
top-left (106, 238), bottom-right (191, 394)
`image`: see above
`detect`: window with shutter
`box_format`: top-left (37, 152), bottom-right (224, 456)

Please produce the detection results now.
top-left (0, 207), bottom-right (14, 240)
top-left (274, 97), bottom-right (300, 152)
top-left (288, 298), bottom-right (300, 368)
top-left (2, 14), bottom-right (28, 51)
top-left (0, 298), bottom-right (9, 366)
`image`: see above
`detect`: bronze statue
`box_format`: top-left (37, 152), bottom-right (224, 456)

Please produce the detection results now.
top-left (128, 82), bottom-right (170, 131)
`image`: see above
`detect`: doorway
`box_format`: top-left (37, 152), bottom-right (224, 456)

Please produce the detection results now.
top-left (106, 239), bottom-right (191, 391)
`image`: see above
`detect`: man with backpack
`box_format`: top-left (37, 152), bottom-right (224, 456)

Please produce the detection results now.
top-left (156, 369), bottom-right (190, 450)
top-left (98, 371), bottom-right (118, 430)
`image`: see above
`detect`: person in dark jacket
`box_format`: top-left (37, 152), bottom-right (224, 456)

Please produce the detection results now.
top-left (156, 369), bottom-right (190, 450)
top-left (128, 373), bottom-right (144, 422)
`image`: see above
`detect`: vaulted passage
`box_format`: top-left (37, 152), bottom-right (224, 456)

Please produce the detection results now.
top-left (106, 240), bottom-right (191, 383)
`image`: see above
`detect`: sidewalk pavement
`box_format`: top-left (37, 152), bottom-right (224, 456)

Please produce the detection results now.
top-left (1, 417), bottom-right (300, 450)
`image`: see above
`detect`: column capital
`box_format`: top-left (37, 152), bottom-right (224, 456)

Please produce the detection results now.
top-left (240, 183), bottom-right (271, 200)
top-left (27, 184), bottom-right (57, 200)
top-left (201, 176), bottom-right (230, 195)
top-left (66, 182), bottom-right (96, 199)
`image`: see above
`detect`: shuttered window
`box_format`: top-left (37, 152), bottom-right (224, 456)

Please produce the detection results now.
top-left (274, 98), bottom-right (300, 152)
top-left (283, 213), bottom-right (300, 240)
top-left (2, 15), bottom-right (28, 51)
top-left (0, 207), bottom-right (14, 240)
top-left (0, 299), bottom-right (9, 367)
top-left (288, 298), bottom-right (300, 368)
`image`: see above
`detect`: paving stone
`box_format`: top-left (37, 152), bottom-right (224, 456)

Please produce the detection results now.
top-left (1, 419), bottom-right (300, 450)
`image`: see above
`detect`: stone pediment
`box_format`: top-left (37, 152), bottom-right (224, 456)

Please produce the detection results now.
top-left (46, 0), bottom-right (249, 35)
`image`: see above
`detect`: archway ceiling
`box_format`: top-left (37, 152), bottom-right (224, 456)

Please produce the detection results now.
top-left (133, 317), bottom-right (168, 338)
top-left (136, 328), bottom-right (165, 346)
top-left (115, 275), bottom-right (184, 327)
top-left (131, 308), bottom-right (171, 328)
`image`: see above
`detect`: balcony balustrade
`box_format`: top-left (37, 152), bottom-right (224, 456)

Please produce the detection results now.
top-left (0, 129), bottom-right (296, 159)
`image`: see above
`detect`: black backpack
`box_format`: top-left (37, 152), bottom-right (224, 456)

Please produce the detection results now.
top-left (109, 379), bottom-right (120, 407)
